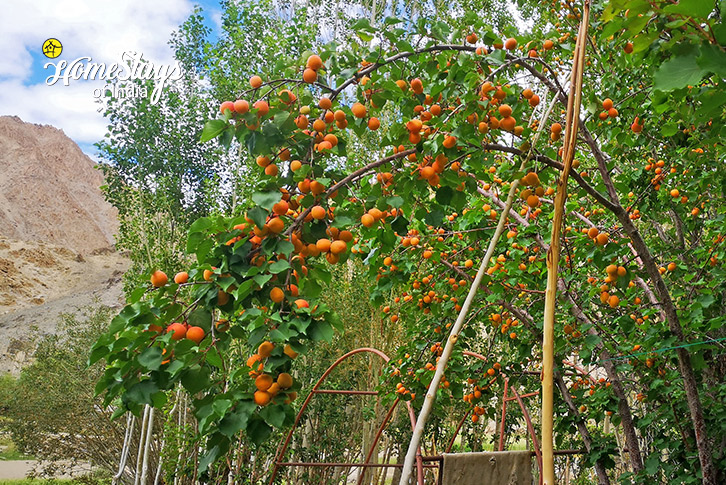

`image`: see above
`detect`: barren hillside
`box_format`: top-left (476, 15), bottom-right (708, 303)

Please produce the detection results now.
top-left (0, 116), bottom-right (118, 254)
top-left (0, 116), bottom-right (127, 374)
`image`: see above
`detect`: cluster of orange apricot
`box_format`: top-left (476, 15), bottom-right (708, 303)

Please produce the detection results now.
top-left (582, 225), bottom-right (610, 246)
top-left (597, 98), bottom-right (618, 120)
top-left (147, 270), bottom-right (207, 345)
top-left (247, 341), bottom-right (298, 406)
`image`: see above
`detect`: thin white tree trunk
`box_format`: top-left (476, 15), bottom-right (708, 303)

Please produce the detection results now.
top-left (113, 413), bottom-right (135, 485)
top-left (134, 405), bottom-right (151, 485)
top-left (140, 406), bottom-right (156, 484)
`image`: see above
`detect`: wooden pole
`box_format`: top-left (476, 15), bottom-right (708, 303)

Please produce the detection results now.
top-left (398, 93), bottom-right (559, 485)
top-left (541, 2), bottom-right (591, 484)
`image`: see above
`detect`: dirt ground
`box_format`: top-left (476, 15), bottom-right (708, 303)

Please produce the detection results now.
top-left (0, 459), bottom-right (94, 480)
top-left (0, 236), bottom-right (128, 375)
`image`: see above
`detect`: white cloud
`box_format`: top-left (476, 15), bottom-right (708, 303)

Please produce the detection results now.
top-left (0, 0), bottom-right (198, 153)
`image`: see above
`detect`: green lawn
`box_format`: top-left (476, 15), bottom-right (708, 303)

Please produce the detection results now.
top-left (0, 436), bottom-right (33, 461)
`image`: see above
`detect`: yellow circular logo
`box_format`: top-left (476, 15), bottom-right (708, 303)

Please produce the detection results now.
top-left (42, 38), bottom-right (63, 59)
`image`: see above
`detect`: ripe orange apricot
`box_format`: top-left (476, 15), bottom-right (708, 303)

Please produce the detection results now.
top-left (277, 372), bottom-right (293, 389)
top-left (253, 100), bottom-right (269, 116)
top-left (410, 78), bottom-right (424, 94)
top-left (220, 101), bottom-right (235, 114)
top-left (303, 68), bottom-right (318, 83)
top-left (150, 270), bottom-right (168, 287)
top-left (498, 104), bottom-right (513, 118)
top-left (316, 238), bottom-right (332, 253)
top-left (250, 75), bottom-right (263, 88)
top-left (443, 135), bottom-right (457, 149)
top-left (351, 102), bottom-right (367, 118)
top-left (174, 271), bottom-right (189, 284)
top-left (596, 232), bottom-right (609, 246)
top-left (294, 298), bottom-right (309, 309)
top-left (319, 97), bottom-right (332, 110)
top-left (234, 99), bottom-right (249, 114)
top-left (203, 269), bottom-right (214, 281)
top-left (186, 326), bottom-right (205, 344)
top-left (259, 341), bottom-right (274, 358)
top-left (330, 240), bottom-right (347, 255)
top-left (270, 287), bottom-right (285, 303)
top-left (310, 205), bottom-right (326, 220)
top-left (504, 38), bottom-right (517, 50)
top-left (551, 122), bottom-right (563, 134)
top-left (368, 117), bottom-right (380, 130)
top-left (312, 119), bottom-right (326, 132)
top-left (587, 227), bottom-right (599, 239)
top-left (167, 322), bottom-right (187, 340)
top-left (264, 164), bottom-right (278, 176)
top-left (254, 390), bottom-right (271, 406)
top-left (361, 213), bottom-right (375, 227)
top-left (602, 98), bottom-right (613, 110)
top-left (273, 200), bottom-right (289, 216)
top-left (500, 116), bottom-right (516, 132)
top-left (307, 54), bottom-right (323, 70)
top-left (255, 374), bottom-right (273, 391)
top-left (284, 344), bottom-right (298, 359)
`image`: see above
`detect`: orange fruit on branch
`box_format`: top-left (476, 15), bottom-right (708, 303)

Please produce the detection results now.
top-left (150, 270), bottom-right (168, 287)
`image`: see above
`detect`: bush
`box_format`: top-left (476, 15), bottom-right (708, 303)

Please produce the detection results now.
top-left (2, 306), bottom-right (125, 481)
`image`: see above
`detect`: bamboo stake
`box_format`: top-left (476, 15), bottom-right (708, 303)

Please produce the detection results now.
top-left (541, 3), bottom-right (591, 484)
top-left (398, 92), bottom-right (559, 485)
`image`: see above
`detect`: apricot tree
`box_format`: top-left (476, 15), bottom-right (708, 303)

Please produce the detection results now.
top-left (92, 1), bottom-right (726, 482)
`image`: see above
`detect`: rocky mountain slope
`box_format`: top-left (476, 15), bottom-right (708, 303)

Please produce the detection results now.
top-left (0, 116), bottom-right (127, 374)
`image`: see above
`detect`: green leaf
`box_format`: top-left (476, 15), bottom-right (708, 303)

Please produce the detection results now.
top-left (219, 401), bottom-right (255, 437)
top-left (663, 0), bottom-right (714, 19)
top-left (138, 347), bottom-right (163, 371)
top-left (308, 319), bottom-right (334, 342)
top-left (436, 186), bottom-right (454, 205)
top-left (252, 191), bottom-right (281, 211)
top-left (125, 380), bottom-right (159, 406)
top-left (269, 259), bottom-right (291, 274)
top-left (247, 206), bottom-right (268, 229)
top-left (696, 44), bottom-right (726, 77)
top-left (200, 120), bottom-right (229, 142)
top-left (247, 416), bottom-right (272, 445)
top-left (259, 403), bottom-right (287, 428)
top-left (387, 196), bottom-right (404, 208)
top-left (181, 365), bottom-right (211, 394)
top-left (198, 434), bottom-right (229, 473)
top-left (188, 308), bottom-right (212, 331)
top-left (654, 55), bottom-right (706, 91)
top-left (660, 123), bottom-right (679, 137)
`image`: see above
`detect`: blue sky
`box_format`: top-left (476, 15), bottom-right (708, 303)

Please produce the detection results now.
top-left (0, 0), bottom-right (223, 158)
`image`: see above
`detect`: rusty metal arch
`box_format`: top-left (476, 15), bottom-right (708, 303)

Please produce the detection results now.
top-left (268, 348), bottom-right (588, 485)
top-left (268, 347), bottom-right (427, 485)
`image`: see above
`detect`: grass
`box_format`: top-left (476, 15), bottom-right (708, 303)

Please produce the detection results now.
top-left (0, 436), bottom-right (33, 461)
